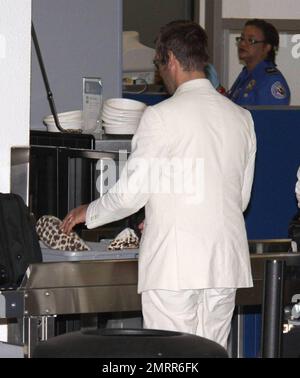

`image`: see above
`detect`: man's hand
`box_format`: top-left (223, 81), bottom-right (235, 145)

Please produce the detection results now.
top-left (60, 204), bottom-right (89, 235)
top-left (138, 221), bottom-right (145, 234)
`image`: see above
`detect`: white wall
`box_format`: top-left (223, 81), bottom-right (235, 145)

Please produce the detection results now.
top-left (199, 0), bottom-right (206, 28)
top-left (222, 0), bottom-right (300, 19)
top-left (31, 0), bottom-right (122, 130)
top-left (0, 0), bottom-right (31, 343)
top-left (0, 0), bottom-right (31, 193)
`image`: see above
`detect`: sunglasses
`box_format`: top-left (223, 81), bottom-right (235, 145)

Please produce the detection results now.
top-left (236, 36), bottom-right (266, 46)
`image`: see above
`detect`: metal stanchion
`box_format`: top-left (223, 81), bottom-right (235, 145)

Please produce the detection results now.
top-left (261, 259), bottom-right (285, 358)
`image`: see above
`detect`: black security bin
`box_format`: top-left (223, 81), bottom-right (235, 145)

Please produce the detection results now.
top-left (32, 328), bottom-right (228, 358)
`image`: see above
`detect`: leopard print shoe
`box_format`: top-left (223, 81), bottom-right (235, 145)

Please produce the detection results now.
top-left (108, 228), bottom-right (139, 250)
top-left (36, 215), bottom-right (90, 251)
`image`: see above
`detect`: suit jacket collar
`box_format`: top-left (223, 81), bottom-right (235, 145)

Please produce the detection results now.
top-left (174, 78), bottom-right (213, 96)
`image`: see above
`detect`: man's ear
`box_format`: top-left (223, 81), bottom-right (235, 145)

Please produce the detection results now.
top-left (168, 51), bottom-right (176, 67)
top-left (168, 51), bottom-right (179, 70)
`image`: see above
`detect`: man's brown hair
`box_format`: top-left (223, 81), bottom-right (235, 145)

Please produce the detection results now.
top-left (155, 20), bottom-right (209, 72)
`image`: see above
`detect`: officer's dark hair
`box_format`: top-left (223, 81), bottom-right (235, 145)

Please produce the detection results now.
top-left (155, 20), bottom-right (209, 72)
top-left (245, 19), bottom-right (279, 64)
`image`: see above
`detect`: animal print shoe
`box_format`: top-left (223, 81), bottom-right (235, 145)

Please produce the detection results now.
top-left (36, 215), bottom-right (90, 251)
top-left (108, 228), bottom-right (139, 250)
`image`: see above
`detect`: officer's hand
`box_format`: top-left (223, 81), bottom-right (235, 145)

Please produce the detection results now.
top-left (296, 167), bottom-right (300, 208)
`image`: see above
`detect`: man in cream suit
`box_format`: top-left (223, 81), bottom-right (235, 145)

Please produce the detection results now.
top-left (61, 21), bottom-right (256, 349)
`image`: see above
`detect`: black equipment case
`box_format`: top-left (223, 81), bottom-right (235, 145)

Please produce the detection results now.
top-left (0, 193), bottom-right (42, 288)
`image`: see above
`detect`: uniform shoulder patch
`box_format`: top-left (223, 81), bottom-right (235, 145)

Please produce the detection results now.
top-left (265, 67), bottom-right (279, 74)
top-left (271, 81), bottom-right (287, 99)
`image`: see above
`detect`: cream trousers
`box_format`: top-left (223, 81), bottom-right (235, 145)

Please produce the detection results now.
top-left (142, 288), bottom-right (236, 349)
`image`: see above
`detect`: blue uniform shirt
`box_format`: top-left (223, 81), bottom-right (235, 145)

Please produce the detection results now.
top-left (227, 60), bottom-right (290, 106)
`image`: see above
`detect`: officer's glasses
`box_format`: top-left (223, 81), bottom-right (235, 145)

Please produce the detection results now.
top-left (236, 36), bottom-right (266, 46)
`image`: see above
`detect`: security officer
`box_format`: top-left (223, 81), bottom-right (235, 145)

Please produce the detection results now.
top-left (227, 19), bottom-right (290, 106)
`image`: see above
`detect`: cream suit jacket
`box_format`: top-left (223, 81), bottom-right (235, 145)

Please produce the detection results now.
top-left (86, 79), bottom-right (256, 292)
